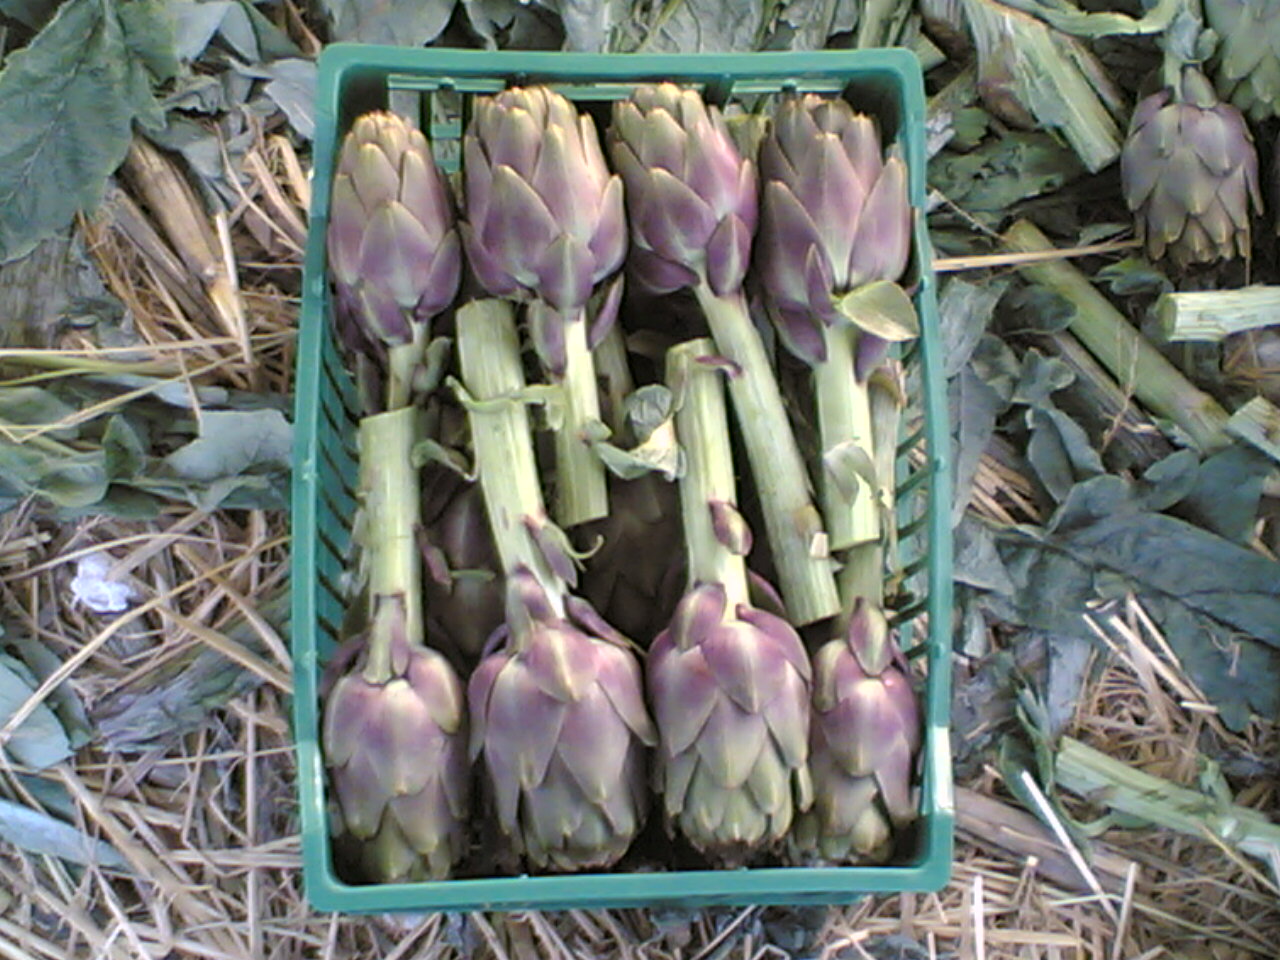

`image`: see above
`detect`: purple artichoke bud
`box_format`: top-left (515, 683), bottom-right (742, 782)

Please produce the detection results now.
top-left (461, 87), bottom-right (626, 329)
top-left (1205, 0), bottom-right (1280, 122)
top-left (423, 484), bottom-right (505, 662)
top-left (1121, 69), bottom-right (1263, 268)
top-left (328, 111), bottom-right (462, 347)
top-left (468, 568), bottom-right (657, 871)
top-left (757, 94), bottom-right (910, 366)
top-left (648, 581), bottom-right (814, 864)
top-left (321, 595), bottom-right (471, 882)
top-left (609, 83), bottom-right (758, 297)
top-left (794, 598), bottom-right (920, 865)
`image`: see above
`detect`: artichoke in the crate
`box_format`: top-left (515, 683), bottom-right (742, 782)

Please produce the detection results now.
top-left (456, 299), bottom-right (657, 871)
top-left (468, 569), bottom-right (657, 871)
top-left (1120, 69), bottom-right (1263, 268)
top-left (1205, 0), bottom-right (1280, 121)
top-left (648, 340), bottom-right (813, 863)
top-left (793, 599), bottom-right (920, 865)
top-left (328, 111), bottom-right (461, 407)
top-left (424, 482), bottom-right (504, 663)
top-left (756, 93), bottom-right (916, 553)
top-left (323, 595), bottom-right (470, 882)
top-left (462, 85), bottom-right (626, 527)
top-left (610, 84), bottom-right (839, 627)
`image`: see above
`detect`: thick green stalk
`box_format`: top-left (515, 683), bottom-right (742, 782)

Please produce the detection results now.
top-left (692, 283), bottom-right (840, 625)
top-left (816, 322), bottom-right (878, 552)
top-left (594, 321), bottom-right (635, 437)
top-left (1003, 220), bottom-right (1231, 452)
top-left (668, 339), bottom-right (750, 613)
top-left (456, 299), bottom-right (567, 618)
top-left (358, 406), bottom-right (423, 681)
top-left (1055, 736), bottom-right (1280, 864)
top-left (1158, 286), bottom-right (1280, 342)
top-left (551, 312), bottom-right (609, 528)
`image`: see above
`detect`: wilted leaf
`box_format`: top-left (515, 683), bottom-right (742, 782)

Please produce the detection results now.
top-left (1025, 405), bottom-right (1104, 502)
top-left (539, 0), bottom-right (628, 50)
top-left (1010, 349), bottom-right (1074, 408)
top-left (938, 278), bottom-right (1007, 377)
top-left (103, 415), bottom-right (147, 481)
top-left (262, 58), bottom-right (317, 139)
top-left (950, 364), bottom-right (1006, 524)
top-left (321, 0), bottom-right (455, 45)
top-left (4, 626), bottom-right (93, 749)
top-left (1172, 444), bottom-right (1272, 543)
top-left (0, 0), bottom-right (59, 29)
top-left (0, 0), bottom-right (165, 261)
top-left (1094, 256), bottom-right (1172, 297)
top-left (929, 131), bottom-right (1086, 216)
top-left (772, 0), bottom-right (858, 49)
top-left (0, 798), bottom-right (127, 868)
top-left (641, 0), bottom-right (765, 52)
top-left (0, 656), bottom-right (72, 769)
top-left (165, 409), bottom-right (292, 482)
top-left (997, 284), bottom-right (1077, 336)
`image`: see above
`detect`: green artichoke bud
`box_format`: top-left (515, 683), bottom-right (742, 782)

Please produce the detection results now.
top-left (648, 340), bottom-right (812, 863)
top-left (794, 599), bottom-right (920, 865)
top-left (1121, 70), bottom-right (1263, 268)
top-left (322, 595), bottom-right (471, 882)
top-left (608, 83), bottom-right (756, 297)
top-left (1205, 0), bottom-right (1280, 121)
top-left (610, 85), bottom-right (840, 627)
top-left (462, 85), bottom-right (623, 528)
top-left (328, 112), bottom-right (461, 407)
top-left (468, 569), bottom-right (657, 871)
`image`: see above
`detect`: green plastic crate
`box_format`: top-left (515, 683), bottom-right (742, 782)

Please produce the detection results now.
top-left (292, 43), bottom-right (954, 914)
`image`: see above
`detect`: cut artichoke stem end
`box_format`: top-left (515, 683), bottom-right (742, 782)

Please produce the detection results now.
top-left (668, 338), bottom-right (751, 615)
top-left (691, 280), bottom-right (841, 626)
top-left (816, 321), bottom-right (880, 553)
top-left (457, 298), bottom-right (569, 621)
top-left (551, 309), bottom-right (610, 528)
top-left (357, 406), bottom-right (426, 682)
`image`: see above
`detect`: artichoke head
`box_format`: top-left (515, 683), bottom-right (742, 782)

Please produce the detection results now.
top-left (1120, 70), bottom-right (1263, 268)
top-left (468, 569), bottom-right (657, 871)
top-left (461, 87), bottom-right (626, 338)
top-left (793, 599), bottom-right (920, 865)
top-left (608, 84), bottom-right (758, 297)
top-left (757, 94), bottom-right (911, 366)
top-left (648, 582), bottom-right (813, 864)
top-left (327, 111), bottom-right (462, 348)
top-left (321, 595), bottom-right (471, 882)
top-left (1205, 0), bottom-right (1280, 121)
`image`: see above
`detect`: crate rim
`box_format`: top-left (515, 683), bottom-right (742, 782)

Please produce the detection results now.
top-left (293, 45), bottom-right (954, 914)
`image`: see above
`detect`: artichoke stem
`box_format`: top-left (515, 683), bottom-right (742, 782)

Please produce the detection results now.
top-left (553, 313), bottom-right (610, 528)
top-left (593, 321), bottom-right (636, 437)
top-left (386, 324), bottom-right (429, 411)
top-left (358, 406), bottom-right (424, 681)
top-left (668, 339), bottom-right (750, 613)
top-left (816, 322), bottom-right (879, 553)
top-left (692, 282), bottom-right (840, 625)
top-left (457, 299), bottom-right (568, 618)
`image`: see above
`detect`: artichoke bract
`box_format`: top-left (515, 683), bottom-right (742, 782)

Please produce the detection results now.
top-left (1120, 69), bottom-right (1263, 268)
top-left (794, 600), bottom-right (920, 865)
top-left (462, 86), bottom-right (626, 528)
top-left (648, 339), bottom-right (813, 864)
top-left (423, 482), bottom-right (504, 663)
top-left (757, 93), bottom-right (917, 553)
top-left (1205, 0), bottom-right (1280, 121)
top-left (328, 111), bottom-right (461, 409)
top-left (610, 85), bottom-right (840, 627)
top-left (322, 595), bottom-right (470, 882)
top-left (469, 569), bottom-right (656, 871)
top-left (455, 298), bottom-right (657, 871)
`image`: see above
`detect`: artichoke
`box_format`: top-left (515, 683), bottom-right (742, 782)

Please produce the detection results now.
top-left (322, 595), bottom-right (470, 882)
top-left (462, 86), bottom-right (626, 527)
top-left (455, 298), bottom-right (656, 871)
top-left (794, 599), bottom-right (920, 865)
top-left (423, 482), bottom-right (504, 663)
top-left (1205, 0), bottom-right (1280, 121)
top-left (611, 85), bottom-right (840, 627)
top-left (648, 339), bottom-right (813, 863)
top-left (469, 569), bottom-right (657, 871)
top-left (328, 111), bottom-right (461, 409)
top-left (1120, 69), bottom-right (1263, 268)
top-left (757, 93), bottom-right (916, 552)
